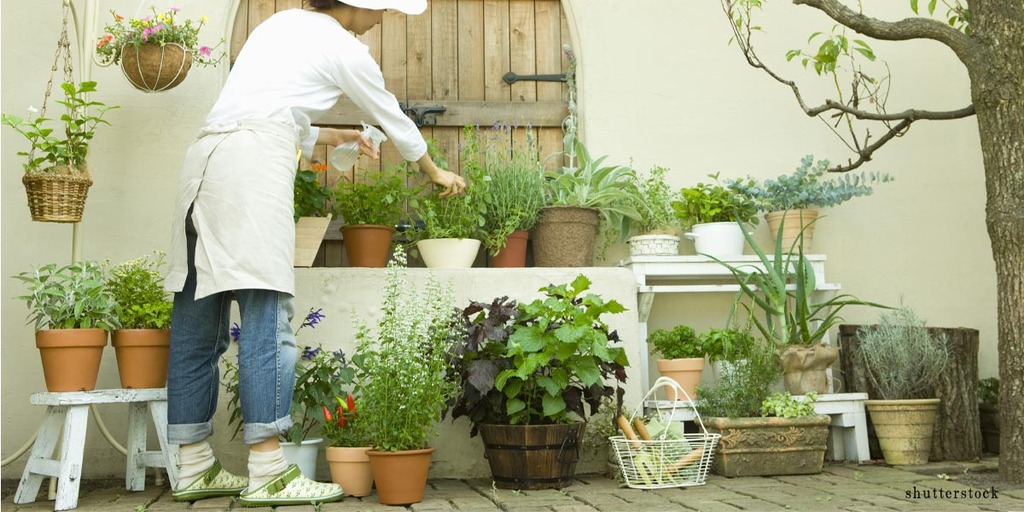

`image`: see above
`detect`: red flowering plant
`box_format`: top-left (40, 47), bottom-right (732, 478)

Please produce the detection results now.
top-left (320, 393), bottom-right (370, 447)
top-left (222, 307), bottom-right (354, 444)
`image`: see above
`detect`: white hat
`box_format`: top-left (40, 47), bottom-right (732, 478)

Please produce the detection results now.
top-left (337, 0), bottom-right (427, 15)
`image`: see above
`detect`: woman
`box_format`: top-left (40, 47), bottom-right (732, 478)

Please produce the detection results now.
top-left (165, 0), bottom-right (463, 506)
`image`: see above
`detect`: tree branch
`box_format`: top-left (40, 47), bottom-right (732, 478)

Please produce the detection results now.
top-left (811, 100), bottom-right (976, 121)
top-left (829, 119), bottom-right (912, 172)
top-left (793, 0), bottom-right (977, 62)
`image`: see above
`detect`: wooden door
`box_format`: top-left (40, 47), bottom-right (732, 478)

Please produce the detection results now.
top-left (232, 0), bottom-right (571, 266)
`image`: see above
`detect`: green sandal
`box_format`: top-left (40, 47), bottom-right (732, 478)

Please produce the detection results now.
top-left (237, 464), bottom-right (344, 507)
top-left (172, 460), bottom-right (249, 501)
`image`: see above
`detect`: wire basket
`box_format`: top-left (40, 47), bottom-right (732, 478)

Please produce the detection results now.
top-left (610, 377), bottom-right (719, 489)
top-left (22, 169), bottom-right (92, 223)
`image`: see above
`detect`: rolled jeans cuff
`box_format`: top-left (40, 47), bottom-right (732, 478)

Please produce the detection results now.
top-left (168, 421), bottom-right (214, 446)
top-left (243, 415), bottom-right (294, 445)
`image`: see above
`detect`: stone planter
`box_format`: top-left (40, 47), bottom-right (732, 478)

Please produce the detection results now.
top-left (704, 415), bottom-right (831, 477)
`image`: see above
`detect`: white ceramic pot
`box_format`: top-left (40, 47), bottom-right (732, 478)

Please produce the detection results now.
top-left (417, 238), bottom-right (481, 268)
top-left (281, 437), bottom-right (322, 479)
top-left (683, 222), bottom-right (745, 258)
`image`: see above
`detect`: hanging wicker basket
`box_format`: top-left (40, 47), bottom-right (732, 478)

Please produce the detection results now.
top-left (120, 42), bottom-right (193, 92)
top-left (22, 167), bottom-right (93, 223)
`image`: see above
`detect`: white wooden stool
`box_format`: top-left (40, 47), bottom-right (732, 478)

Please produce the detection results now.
top-left (796, 392), bottom-right (871, 462)
top-left (15, 388), bottom-right (180, 511)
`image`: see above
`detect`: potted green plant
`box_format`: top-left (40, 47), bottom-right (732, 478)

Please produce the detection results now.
top-left (725, 155), bottom-right (893, 251)
top-left (673, 172), bottom-right (759, 258)
top-left (858, 304), bottom-right (949, 465)
top-left (350, 247), bottom-right (459, 505)
top-left (333, 164), bottom-right (422, 267)
top-left (978, 377), bottom-right (1000, 454)
top-left (533, 141), bottom-right (643, 266)
top-left (14, 261), bottom-right (121, 392)
top-left (696, 344), bottom-right (831, 477)
top-left (710, 219), bottom-right (887, 394)
top-left (222, 308), bottom-right (345, 478)
top-left (95, 6), bottom-right (224, 92)
top-left (648, 325), bottom-right (704, 402)
top-left (2, 81), bottom-right (118, 223)
top-left (698, 327), bottom-right (757, 377)
top-left (411, 152), bottom-right (489, 269)
top-left (464, 125), bottom-right (546, 267)
top-left (447, 275), bottom-right (629, 490)
top-left (625, 165), bottom-right (682, 257)
top-left (105, 252), bottom-right (174, 389)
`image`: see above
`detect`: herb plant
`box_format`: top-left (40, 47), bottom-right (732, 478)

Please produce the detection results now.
top-left (761, 392), bottom-right (818, 418)
top-left (351, 247), bottom-right (459, 451)
top-left (105, 252), bottom-right (173, 329)
top-left (628, 165), bottom-right (678, 235)
top-left (673, 172), bottom-right (758, 227)
top-left (858, 304), bottom-right (949, 400)
top-left (725, 155), bottom-right (893, 211)
top-left (320, 393), bottom-right (370, 447)
top-left (698, 328), bottom-right (757, 363)
top-left (448, 275), bottom-right (629, 432)
top-left (294, 163), bottom-right (334, 221)
top-left (1, 82), bottom-right (118, 174)
top-left (465, 125), bottom-right (547, 255)
top-left (15, 261), bottom-right (121, 331)
top-left (695, 344), bottom-right (781, 418)
top-left (414, 151), bottom-right (489, 241)
top-left (648, 325), bottom-right (700, 360)
top-left (334, 165), bottom-right (422, 227)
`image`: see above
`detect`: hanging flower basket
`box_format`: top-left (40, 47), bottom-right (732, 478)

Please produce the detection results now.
top-left (120, 43), bottom-right (193, 92)
top-left (22, 167), bottom-right (93, 223)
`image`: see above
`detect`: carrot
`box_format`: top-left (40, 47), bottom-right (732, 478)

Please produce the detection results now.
top-left (633, 417), bottom-right (653, 441)
top-left (666, 447), bottom-right (704, 472)
top-left (616, 415), bottom-right (642, 449)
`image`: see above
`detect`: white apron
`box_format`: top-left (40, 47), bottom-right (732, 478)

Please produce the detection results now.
top-left (165, 119), bottom-right (299, 300)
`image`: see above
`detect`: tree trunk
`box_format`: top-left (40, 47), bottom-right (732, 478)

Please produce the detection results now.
top-left (930, 328), bottom-right (982, 461)
top-left (837, 325), bottom-right (982, 462)
top-left (967, 0), bottom-right (1024, 484)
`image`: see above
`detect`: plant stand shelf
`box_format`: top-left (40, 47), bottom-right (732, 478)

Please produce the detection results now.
top-left (14, 388), bottom-right (179, 511)
top-left (644, 391), bottom-right (870, 462)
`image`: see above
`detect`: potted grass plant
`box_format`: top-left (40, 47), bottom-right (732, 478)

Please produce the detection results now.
top-left (350, 246), bottom-right (459, 505)
top-left (15, 261), bottom-right (120, 391)
top-left (464, 125), bottom-right (546, 267)
top-left (447, 275), bottom-right (629, 490)
top-left (625, 165), bottom-right (682, 256)
top-left (106, 252), bottom-right (173, 389)
top-left (858, 304), bottom-right (950, 465)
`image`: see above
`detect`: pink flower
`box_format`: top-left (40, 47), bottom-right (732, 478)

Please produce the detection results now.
top-left (170, 6), bottom-right (181, 13)
top-left (199, 46), bottom-right (211, 56)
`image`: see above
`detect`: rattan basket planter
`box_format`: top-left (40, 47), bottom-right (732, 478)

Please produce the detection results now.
top-left (22, 168), bottom-right (92, 223)
top-left (120, 42), bottom-right (193, 92)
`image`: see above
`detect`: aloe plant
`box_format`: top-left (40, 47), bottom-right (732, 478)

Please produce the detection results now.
top-left (708, 217), bottom-right (887, 347)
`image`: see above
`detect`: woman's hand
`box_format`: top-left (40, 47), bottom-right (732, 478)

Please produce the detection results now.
top-left (418, 153), bottom-right (466, 197)
top-left (320, 128), bottom-right (379, 159)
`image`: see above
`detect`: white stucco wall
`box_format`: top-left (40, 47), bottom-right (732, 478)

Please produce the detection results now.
top-left (2, 0), bottom-right (994, 479)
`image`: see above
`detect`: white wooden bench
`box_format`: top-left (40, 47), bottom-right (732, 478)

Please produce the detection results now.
top-left (14, 388), bottom-right (179, 511)
top-left (645, 391), bottom-right (870, 462)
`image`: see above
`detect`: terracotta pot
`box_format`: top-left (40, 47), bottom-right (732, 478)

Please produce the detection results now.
top-left (326, 446), bottom-right (373, 497)
top-left (865, 399), bottom-right (940, 465)
top-left (35, 329), bottom-right (107, 392)
top-left (341, 224), bottom-right (395, 267)
top-left (490, 230), bottom-right (529, 267)
top-left (531, 206), bottom-right (599, 267)
top-left (479, 423), bottom-right (584, 490)
top-left (764, 209), bottom-right (818, 252)
top-left (656, 358), bottom-right (705, 401)
top-left (367, 447), bottom-right (434, 505)
top-left (417, 238), bottom-right (481, 268)
top-left (111, 329), bottom-right (170, 388)
top-left (120, 42), bottom-right (193, 92)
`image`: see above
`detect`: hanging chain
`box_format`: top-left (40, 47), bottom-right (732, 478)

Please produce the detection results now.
top-left (41, 1), bottom-right (76, 120)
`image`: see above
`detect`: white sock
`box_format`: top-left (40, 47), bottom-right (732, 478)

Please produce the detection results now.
top-left (247, 447), bottom-right (290, 490)
top-left (176, 440), bottom-right (215, 489)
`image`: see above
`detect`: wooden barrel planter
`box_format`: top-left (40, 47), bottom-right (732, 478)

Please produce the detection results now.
top-left (479, 423), bottom-right (584, 490)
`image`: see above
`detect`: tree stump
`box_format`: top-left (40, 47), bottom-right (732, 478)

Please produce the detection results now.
top-left (837, 325), bottom-right (982, 462)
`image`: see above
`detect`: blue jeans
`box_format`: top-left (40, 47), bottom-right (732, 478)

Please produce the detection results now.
top-left (167, 213), bottom-right (297, 446)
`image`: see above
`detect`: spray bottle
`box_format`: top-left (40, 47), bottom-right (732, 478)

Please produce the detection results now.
top-left (330, 122), bottom-right (388, 170)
